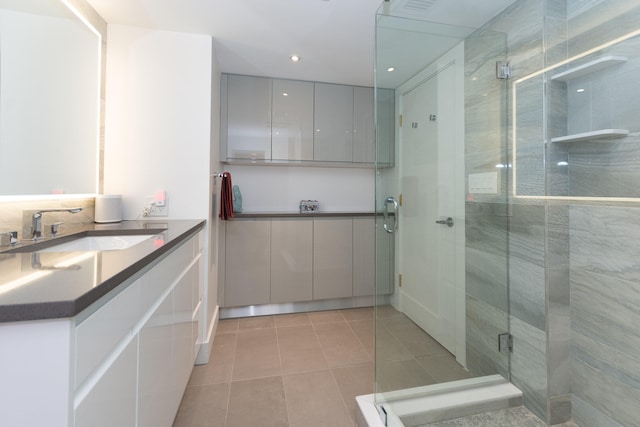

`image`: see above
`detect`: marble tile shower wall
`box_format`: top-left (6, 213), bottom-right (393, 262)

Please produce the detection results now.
top-left (466, 0), bottom-right (640, 425)
top-left (570, 204), bottom-right (640, 427)
top-left (466, 0), bottom-right (573, 424)
top-left (565, 1), bottom-right (640, 425)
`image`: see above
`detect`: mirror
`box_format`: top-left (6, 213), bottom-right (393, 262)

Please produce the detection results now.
top-left (0, 0), bottom-right (100, 195)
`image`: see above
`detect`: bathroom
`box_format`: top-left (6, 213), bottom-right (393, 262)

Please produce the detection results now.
top-left (1, 0), bottom-right (639, 426)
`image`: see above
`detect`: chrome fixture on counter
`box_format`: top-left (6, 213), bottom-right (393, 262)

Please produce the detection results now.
top-left (0, 231), bottom-right (18, 246)
top-left (26, 208), bottom-right (83, 240)
top-left (299, 200), bottom-right (319, 213)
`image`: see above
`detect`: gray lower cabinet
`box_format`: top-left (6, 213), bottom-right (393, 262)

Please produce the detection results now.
top-left (353, 217), bottom-right (375, 297)
top-left (313, 218), bottom-right (353, 300)
top-left (270, 219), bottom-right (313, 303)
top-left (223, 216), bottom-right (379, 307)
top-left (224, 220), bottom-right (271, 307)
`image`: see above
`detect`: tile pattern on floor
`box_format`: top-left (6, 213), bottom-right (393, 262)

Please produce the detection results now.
top-left (172, 306), bottom-right (481, 427)
top-left (173, 308), bottom-right (375, 427)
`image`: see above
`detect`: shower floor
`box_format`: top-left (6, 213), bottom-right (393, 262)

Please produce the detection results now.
top-left (422, 406), bottom-right (580, 427)
top-left (375, 305), bottom-right (473, 392)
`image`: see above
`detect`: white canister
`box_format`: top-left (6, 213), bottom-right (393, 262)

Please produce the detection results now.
top-left (94, 195), bottom-right (122, 223)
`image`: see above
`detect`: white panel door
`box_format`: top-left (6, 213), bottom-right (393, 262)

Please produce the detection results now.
top-left (399, 63), bottom-right (458, 355)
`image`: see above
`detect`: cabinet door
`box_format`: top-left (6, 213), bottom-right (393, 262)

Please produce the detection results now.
top-left (353, 87), bottom-right (375, 163)
top-left (272, 79), bottom-right (314, 161)
top-left (314, 83), bottom-right (353, 162)
top-left (271, 219), bottom-right (313, 303)
top-left (75, 339), bottom-right (138, 427)
top-left (353, 217), bottom-right (375, 297)
top-left (226, 75), bottom-right (272, 160)
top-left (376, 88), bottom-right (395, 166)
top-left (224, 220), bottom-right (271, 307)
top-left (138, 294), bottom-right (174, 427)
top-left (313, 218), bottom-right (353, 300)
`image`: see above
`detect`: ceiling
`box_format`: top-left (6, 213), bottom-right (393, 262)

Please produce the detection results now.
top-left (85, 0), bottom-right (517, 88)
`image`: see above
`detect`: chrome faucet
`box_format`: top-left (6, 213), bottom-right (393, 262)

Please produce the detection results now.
top-left (28, 208), bottom-right (83, 240)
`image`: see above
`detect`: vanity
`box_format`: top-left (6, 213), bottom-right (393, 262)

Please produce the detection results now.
top-left (0, 219), bottom-right (205, 427)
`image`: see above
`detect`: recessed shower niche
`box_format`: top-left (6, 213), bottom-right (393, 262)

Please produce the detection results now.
top-left (513, 30), bottom-right (640, 199)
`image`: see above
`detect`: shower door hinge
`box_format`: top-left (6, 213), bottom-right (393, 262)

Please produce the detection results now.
top-left (398, 274), bottom-right (403, 287)
top-left (399, 114), bottom-right (403, 127)
top-left (399, 193), bottom-right (403, 206)
top-left (498, 333), bottom-right (513, 353)
top-left (496, 61), bottom-right (511, 80)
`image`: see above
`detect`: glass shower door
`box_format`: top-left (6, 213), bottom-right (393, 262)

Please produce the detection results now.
top-left (374, 9), bottom-right (511, 426)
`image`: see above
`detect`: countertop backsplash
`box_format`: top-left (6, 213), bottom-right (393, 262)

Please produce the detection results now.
top-left (0, 197), bottom-right (96, 240)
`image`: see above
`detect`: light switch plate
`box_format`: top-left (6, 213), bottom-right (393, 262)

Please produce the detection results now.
top-left (468, 172), bottom-right (498, 194)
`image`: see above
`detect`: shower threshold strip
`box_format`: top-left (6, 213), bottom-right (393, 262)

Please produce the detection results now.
top-left (356, 375), bottom-right (522, 427)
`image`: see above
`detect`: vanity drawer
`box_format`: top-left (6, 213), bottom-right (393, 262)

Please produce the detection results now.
top-left (140, 237), bottom-right (194, 313)
top-left (75, 280), bottom-right (141, 388)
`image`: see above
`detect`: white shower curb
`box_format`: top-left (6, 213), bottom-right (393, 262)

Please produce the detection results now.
top-left (356, 375), bottom-right (522, 426)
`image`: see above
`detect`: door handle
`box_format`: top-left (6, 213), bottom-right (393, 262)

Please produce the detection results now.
top-left (435, 217), bottom-right (454, 228)
top-left (383, 197), bottom-right (398, 233)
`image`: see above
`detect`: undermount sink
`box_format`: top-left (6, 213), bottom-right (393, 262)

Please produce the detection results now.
top-left (37, 234), bottom-right (155, 252)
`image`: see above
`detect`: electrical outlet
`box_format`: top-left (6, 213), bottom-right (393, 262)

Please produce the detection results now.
top-left (148, 202), bottom-right (168, 217)
top-left (143, 196), bottom-right (168, 217)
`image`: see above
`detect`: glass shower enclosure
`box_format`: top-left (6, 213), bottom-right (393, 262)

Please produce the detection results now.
top-left (373, 4), bottom-right (512, 426)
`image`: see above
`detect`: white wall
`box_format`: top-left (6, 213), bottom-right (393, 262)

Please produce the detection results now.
top-left (103, 24), bottom-right (212, 220)
top-left (103, 24), bottom-right (217, 363)
top-left (226, 165), bottom-right (374, 212)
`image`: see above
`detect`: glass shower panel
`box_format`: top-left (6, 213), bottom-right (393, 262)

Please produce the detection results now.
top-left (374, 8), bottom-right (511, 426)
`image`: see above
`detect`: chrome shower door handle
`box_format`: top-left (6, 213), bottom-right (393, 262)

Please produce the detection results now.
top-left (436, 217), bottom-right (454, 228)
top-left (383, 197), bottom-right (399, 233)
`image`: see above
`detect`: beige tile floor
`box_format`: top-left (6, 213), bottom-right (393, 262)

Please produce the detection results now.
top-left (172, 307), bottom-right (471, 427)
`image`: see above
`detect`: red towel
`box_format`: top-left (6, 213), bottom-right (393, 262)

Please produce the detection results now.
top-left (219, 172), bottom-right (234, 220)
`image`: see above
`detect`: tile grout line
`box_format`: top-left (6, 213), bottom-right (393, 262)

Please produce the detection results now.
top-left (274, 320), bottom-right (292, 427)
top-left (223, 323), bottom-right (239, 427)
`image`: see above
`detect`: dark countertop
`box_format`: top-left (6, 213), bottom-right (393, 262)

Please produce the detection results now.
top-left (232, 211), bottom-right (375, 219)
top-left (0, 219), bottom-right (205, 323)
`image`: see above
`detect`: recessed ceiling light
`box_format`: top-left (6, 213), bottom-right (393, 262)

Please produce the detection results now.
top-left (387, 67), bottom-right (395, 72)
top-left (282, 92), bottom-right (289, 97)
top-left (290, 55), bottom-right (301, 62)
top-left (576, 88), bottom-right (585, 93)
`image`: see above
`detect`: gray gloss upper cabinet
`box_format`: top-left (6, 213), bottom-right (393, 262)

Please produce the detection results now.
top-left (223, 74), bottom-right (272, 161)
top-left (376, 88), bottom-right (395, 166)
top-left (313, 83), bottom-right (354, 162)
top-left (272, 79), bottom-right (314, 161)
top-left (353, 87), bottom-right (375, 163)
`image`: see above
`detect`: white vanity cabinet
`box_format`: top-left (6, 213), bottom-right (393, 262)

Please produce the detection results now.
top-left (272, 79), bottom-right (314, 161)
top-left (222, 74), bottom-right (272, 161)
top-left (74, 231), bottom-right (203, 427)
